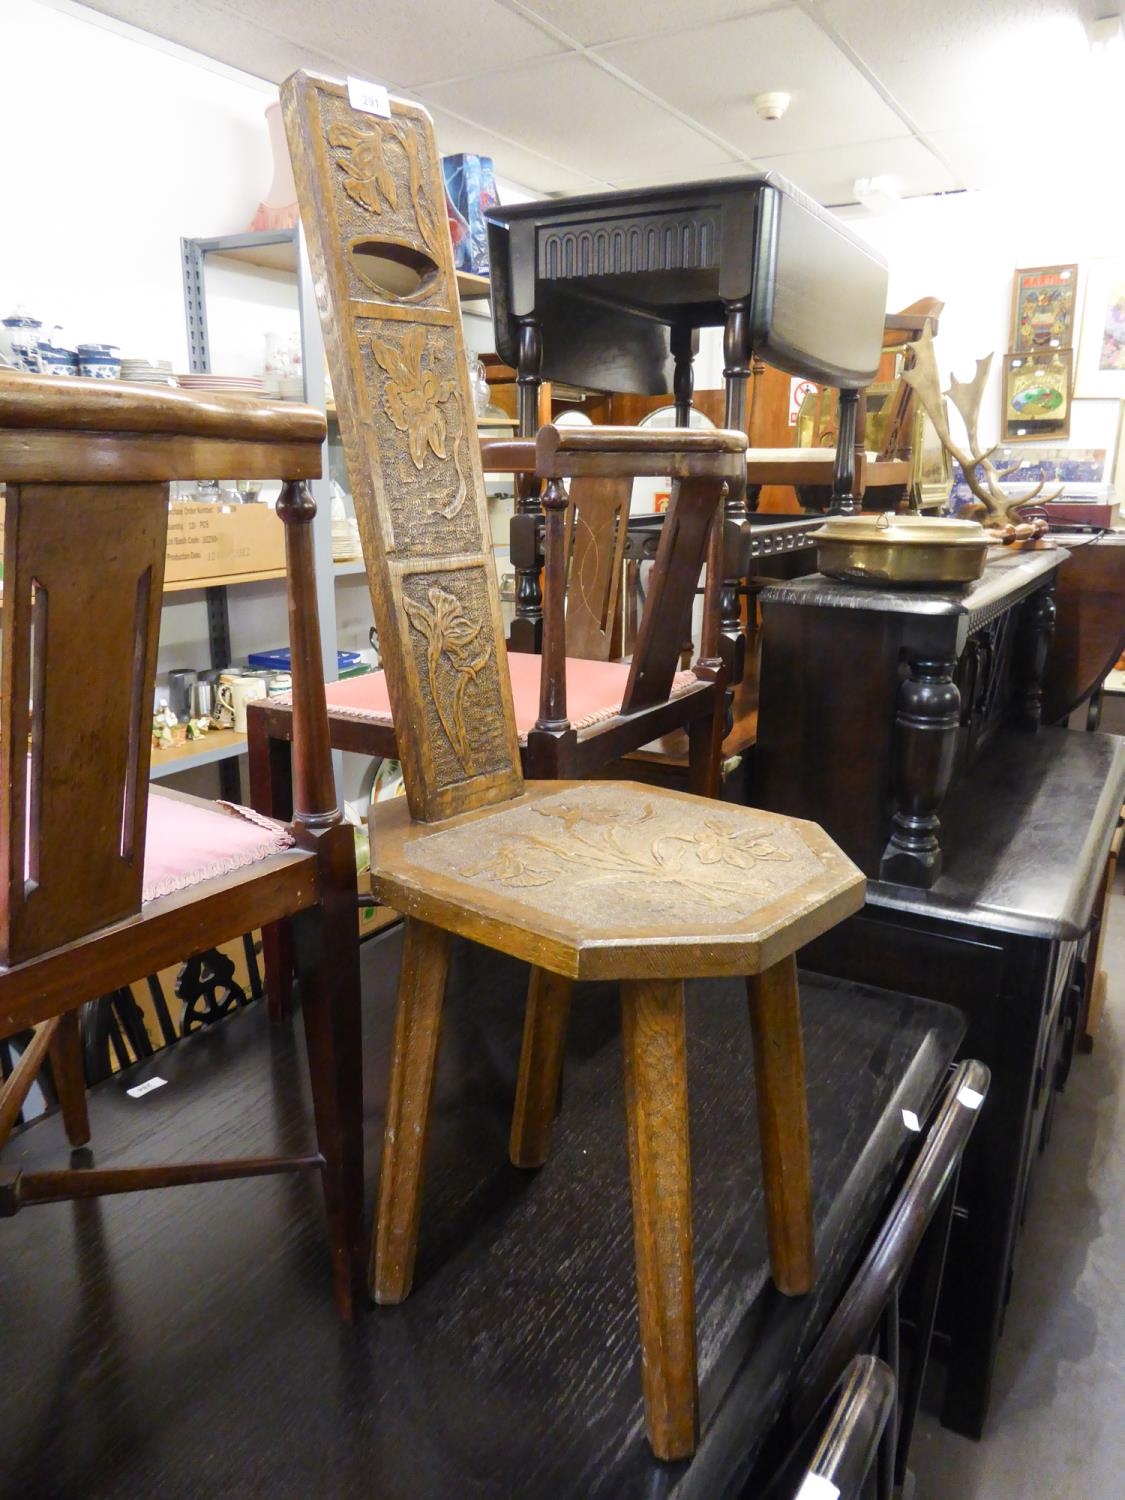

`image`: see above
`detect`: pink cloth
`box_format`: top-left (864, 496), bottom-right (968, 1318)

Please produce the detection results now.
top-left (143, 791), bottom-right (294, 903)
top-left (299, 655), bottom-right (700, 742)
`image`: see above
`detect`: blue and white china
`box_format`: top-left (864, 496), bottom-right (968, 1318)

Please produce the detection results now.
top-left (77, 343), bottom-right (121, 379)
top-left (37, 340), bottom-right (79, 376)
top-left (2, 308), bottom-right (44, 371)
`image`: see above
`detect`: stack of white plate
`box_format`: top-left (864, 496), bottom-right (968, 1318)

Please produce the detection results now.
top-left (121, 358), bottom-right (176, 386)
top-left (177, 373), bottom-right (266, 396)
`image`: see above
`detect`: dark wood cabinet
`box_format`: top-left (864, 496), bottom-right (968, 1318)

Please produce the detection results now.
top-left (755, 542), bottom-right (1125, 1438)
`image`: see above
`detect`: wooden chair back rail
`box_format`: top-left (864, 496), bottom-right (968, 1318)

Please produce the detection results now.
top-left (0, 482), bottom-right (167, 966)
top-left (283, 74), bottom-right (522, 825)
top-left (0, 383), bottom-right (333, 967)
top-left (561, 476), bottom-right (631, 662)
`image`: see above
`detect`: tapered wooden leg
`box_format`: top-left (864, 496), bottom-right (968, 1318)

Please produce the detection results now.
top-left (510, 967), bottom-right (573, 1169)
top-left (48, 1010), bottom-right (90, 1148)
top-left (371, 916), bottom-right (451, 1305)
top-left (620, 977), bottom-right (698, 1461)
top-left (292, 823), bottom-right (366, 1323)
top-left (746, 953), bottom-right (814, 1295)
top-left (248, 713), bottom-right (296, 1020)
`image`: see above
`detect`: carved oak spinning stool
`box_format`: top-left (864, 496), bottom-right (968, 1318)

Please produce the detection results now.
top-left (283, 69), bottom-right (865, 1460)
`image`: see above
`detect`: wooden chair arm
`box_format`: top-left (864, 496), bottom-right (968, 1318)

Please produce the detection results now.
top-left (794, 1355), bottom-right (896, 1500)
top-left (536, 423), bottom-right (746, 479)
top-left (0, 368), bottom-right (325, 445)
top-left (790, 1057), bottom-right (990, 1430)
top-left (481, 437), bottom-right (537, 474)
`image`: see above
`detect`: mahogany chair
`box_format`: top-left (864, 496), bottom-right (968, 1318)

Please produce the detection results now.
top-left (283, 68), bottom-right (866, 1459)
top-left (0, 369), bottom-right (364, 1322)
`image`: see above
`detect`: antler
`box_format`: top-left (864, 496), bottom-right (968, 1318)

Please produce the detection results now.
top-left (901, 327), bottom-right (1062, 525)
top-left (947, 361), bottom-right (1058, 514)
top-left (900, 329), bottom-right (999, 511)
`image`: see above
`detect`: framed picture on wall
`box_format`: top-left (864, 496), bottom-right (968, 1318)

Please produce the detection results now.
top-left (1076, 258), bottom-right (1125, 397)
top-left (1002, 349), bottom-right (1072, 440)
top-left (1010, 264), bottom-right (1078, 352)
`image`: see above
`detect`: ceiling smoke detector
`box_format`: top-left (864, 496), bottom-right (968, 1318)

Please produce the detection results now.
top-left (753, 91), bottom-right (791, 122)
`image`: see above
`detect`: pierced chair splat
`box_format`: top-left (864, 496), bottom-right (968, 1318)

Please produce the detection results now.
top-left (0, 369), bottom-right (364, 1322)
top-left (283, 68), bottom-right (866, 1459)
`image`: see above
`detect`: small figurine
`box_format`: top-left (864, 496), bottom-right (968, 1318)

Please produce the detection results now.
top-left (152, 700), bottom-right (178, 749)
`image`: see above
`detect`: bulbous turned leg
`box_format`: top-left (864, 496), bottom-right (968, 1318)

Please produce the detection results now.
top-left (880, 655), bottom-right (960, 887)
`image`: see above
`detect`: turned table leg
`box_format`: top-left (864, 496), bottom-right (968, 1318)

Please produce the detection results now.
top-left (720, 296), bottom-right (752, 685)
top-left (371, 916), bottom-right (451, 1304)
top-left (621, 977), bottom-right (698, 1461)
top-left (510, 967), bottom-right (573, 1169)
top-left (746, 953), bottom-right (814, 1295)
top-left (511, 316), bottom-right (545, 654)
top-left (880, 654), bottom-right (960, 887)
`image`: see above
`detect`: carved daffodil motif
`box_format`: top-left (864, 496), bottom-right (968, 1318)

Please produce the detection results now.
top-left (370, 326), bottom-right (456, 471)
top-left (402, 586), bottom-right (491, 770)
top-left (328, 122), bottom-right (397, 214)
top-left (687, 821), bottom-right (790, 870)
top-left (458, 801), bottom-right (793, 906)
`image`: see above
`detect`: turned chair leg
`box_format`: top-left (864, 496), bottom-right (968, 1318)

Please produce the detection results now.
top-left (746, 953), bottom-right (815, 1295)
top-left (372, 916), bottom-right (451, 1305)
top-left (620, 977), bottom-right (698, 1462)
top-left (686, 705), bottom-right (725, 799)
top-left (48, 1010), bottom-right (90, 1148)
top-left (292, 826), bottom-right (366, 1323)
top-left (510, 967), bottom-right (573, 1169)
top-left (248, 714), bottom-right (297, 1021)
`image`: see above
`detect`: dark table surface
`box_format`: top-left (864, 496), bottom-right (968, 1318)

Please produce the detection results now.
top-left (0, 931), bottom-right (963, 1500)
top-left (868, 726), bottom-right (1125, 940)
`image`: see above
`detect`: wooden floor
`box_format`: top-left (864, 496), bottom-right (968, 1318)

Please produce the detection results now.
top-left (0, 929), bottom-right (961, 1499)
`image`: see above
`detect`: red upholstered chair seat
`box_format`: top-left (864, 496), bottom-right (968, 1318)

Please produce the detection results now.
top-left (142, 789), bottom-right (294, 903)
top-left (314, 653), bottom-right (699, 743)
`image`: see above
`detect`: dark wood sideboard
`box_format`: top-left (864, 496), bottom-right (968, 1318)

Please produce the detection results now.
top-left (754, 546), bottom-right (1125, 1437)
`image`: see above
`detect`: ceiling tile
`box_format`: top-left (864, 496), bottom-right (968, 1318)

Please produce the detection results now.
top-left (608, 161), bottom-right (762, 191)
top-left (598, 8), bottom-right (909, 156)
top-left (81, 0), bottom-right (568, 88)
top-left (817, 0), bottom-right (1099, 135)
top-left (78, 0), bottom-right (343, 81)
top-left (215, 0), bottom-right (569, 87)
top-left (756, 134), bottom-right (958, 205)
top-left (512, 0), bottom-right (783, 48)
top-left (424, 54), bottom-right (732, 181)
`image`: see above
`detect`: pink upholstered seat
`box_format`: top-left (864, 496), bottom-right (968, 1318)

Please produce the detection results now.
top-left (142, 790), bottom-right (294, 903)
top-left (311, 653), bottom-right (700, 743)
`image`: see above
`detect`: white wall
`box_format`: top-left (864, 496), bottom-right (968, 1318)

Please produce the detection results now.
top-left (0, 0), bottom-right (277, 363)
top-left (837, 186), bottom-right (1125, 472)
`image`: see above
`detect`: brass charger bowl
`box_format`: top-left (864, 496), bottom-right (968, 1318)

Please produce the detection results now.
top-left (810, 513), bottom-right (990, 587)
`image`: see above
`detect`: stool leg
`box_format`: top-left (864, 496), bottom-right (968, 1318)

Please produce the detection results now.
top-left (371, 916), bottom-right (451, 1305)
top-left (48, 1010), bottom-right (90, 1148)
top-left (510, 967), bottom-right (573, 1169)
top-left (621, 977), bottom-right (698, 1461)
top-left (746, 953), bottom-right (814, 1295)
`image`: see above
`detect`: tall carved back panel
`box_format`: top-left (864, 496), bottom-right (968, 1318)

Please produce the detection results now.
top-left (282, 71), bottom-right (523, 823)
top-left (0, 483), bottom-right (166, 966)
